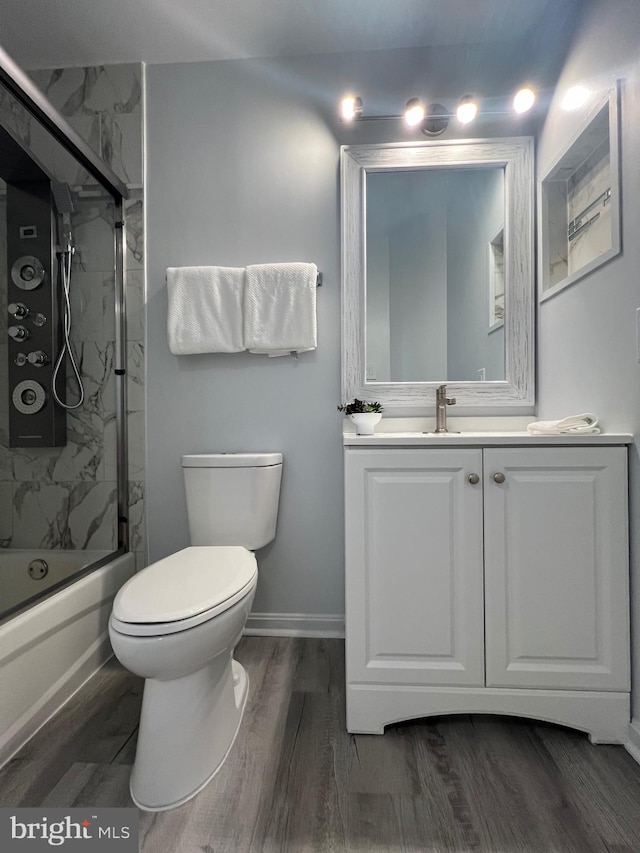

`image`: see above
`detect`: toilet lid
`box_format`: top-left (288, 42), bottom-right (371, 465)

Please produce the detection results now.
top-left (112, 546), bottom-right (257, 624)
top-left (181, 452), bottom-right (282, 468)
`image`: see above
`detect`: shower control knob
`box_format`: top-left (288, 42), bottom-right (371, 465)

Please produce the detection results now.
top-left (33, 313), bottom-right (47, 327)
top-left (27, 350), bottom-right (48, 367)
top-left (8, 302), bottom-right (29, 319)
top-left (11, 256), bottom-right (45, 290)
top-left (14, 353), bottom-right (27, 367)
top-left (8, 325), bottom-right (29, 341)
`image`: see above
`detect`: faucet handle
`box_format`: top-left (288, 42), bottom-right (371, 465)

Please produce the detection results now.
top-left (437, 384), bottom-right (455, 405)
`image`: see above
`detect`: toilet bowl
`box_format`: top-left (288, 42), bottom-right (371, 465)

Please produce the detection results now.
top-left (109, 452), bottom-right (282, 811)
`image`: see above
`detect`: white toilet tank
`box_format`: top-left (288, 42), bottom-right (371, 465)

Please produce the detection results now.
top-left (181, 453), bottom-right (282, 550)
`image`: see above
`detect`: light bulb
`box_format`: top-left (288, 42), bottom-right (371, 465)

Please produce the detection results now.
top-left (561, 85), bottom-right (590, 111)
top-left (340, 95), bottom-right (363, 121)
top-left (404, 98), bottom-right (426, 127)
top-left (513, 87), bottom-right (536, 114)
top-left (456, 95), bottom-right (478, 124)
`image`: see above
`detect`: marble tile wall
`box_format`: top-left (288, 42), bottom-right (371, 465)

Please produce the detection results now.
top-left (0, 65), bottom-right (146, 569)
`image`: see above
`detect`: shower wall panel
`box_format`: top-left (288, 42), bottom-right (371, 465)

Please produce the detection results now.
top-left (0, 64), bottom-right (146, 569)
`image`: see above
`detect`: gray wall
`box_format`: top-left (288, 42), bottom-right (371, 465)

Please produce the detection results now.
top-left (145, 58), bottom-right (344, 616)
top-left (144, 38), bottom-right (567, 620)
top-left (536, 0), bottom-right (640, 724)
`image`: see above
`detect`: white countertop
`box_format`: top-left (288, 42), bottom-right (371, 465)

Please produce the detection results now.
top-left (343, 431), bottom-right (633, 447)
top-left (342, 417), bottom-right (633, 447)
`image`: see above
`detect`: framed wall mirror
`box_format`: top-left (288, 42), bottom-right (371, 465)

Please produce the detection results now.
top-left (341, 138), bottom-right (534, 409)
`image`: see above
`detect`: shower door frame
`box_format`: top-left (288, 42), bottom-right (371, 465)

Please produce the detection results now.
top-left (0, 45), bottom-right (131, 553)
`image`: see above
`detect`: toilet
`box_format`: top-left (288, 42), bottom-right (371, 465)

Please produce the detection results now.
top-left (109, 452), bottom-right (283, 811)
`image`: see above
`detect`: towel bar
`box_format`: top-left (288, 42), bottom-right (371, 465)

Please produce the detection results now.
top-left (166, 269), bottom-right (323, 285)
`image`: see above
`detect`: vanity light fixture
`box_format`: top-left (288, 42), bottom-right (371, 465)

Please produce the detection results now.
top-left (513, 87), bottom-right (536, 114)
top-left (340, 95), bottom-right (363, 121)
top-left (338, 84), bottom-right (535, 131)
top-left (561, 85), bottom-right (591, 111)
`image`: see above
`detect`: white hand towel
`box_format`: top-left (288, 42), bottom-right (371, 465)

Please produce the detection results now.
top-left (244, 262), bottom-right (317, 357)
top-left (167, 266), bottom-right (245, 355)
top-left (526, 413), bottom-right (600, 435)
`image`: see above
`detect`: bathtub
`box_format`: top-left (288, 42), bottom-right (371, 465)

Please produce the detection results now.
top-left (0, 549), bottom-right (114, 617)
top-left (0, 550), bottom-right (135, 767)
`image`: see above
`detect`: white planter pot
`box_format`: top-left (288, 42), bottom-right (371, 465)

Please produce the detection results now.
top-left (350, 413), bottom-right (382, 435)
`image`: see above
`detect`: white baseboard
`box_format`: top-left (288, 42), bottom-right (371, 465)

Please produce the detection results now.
top-left (244, 612), bottom-right (345, 639)
top-left (626, 718), bottom-right (640, 765)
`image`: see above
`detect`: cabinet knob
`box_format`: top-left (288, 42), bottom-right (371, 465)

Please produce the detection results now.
top-left (493, 472), bottom-right (506, 484)
top-left (468, 473), bottom-right (480, 485)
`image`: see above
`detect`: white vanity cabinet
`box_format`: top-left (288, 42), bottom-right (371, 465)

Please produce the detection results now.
top-left (344, 441), bottom-right (630, 742)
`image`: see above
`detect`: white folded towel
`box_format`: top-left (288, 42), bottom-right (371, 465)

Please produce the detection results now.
top-left (244, 262), bottom-right (317, 357)
top-left (526, 413), bottom-right (600, 435)
top-left (167, 266), bottom-right (245, 355)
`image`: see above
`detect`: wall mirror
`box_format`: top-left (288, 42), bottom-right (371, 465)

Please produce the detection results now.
top-left (341, 138), bottom-right (534, 409)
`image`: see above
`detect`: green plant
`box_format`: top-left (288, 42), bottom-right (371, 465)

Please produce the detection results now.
top-left (337, 399), bottom-right (383, 415)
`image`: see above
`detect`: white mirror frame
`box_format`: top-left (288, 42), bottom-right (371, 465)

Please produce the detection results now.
top-left (341, 138), bottom-right (534, 409)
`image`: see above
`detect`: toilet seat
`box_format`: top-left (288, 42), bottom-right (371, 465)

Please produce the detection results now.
top-left (110, 546), bottom-right (257, 637)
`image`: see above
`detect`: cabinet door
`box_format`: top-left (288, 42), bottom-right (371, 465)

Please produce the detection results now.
top-left (484, 447), bottom-right (629, 691)
top-left (345, 449), bottom-right (484, 687)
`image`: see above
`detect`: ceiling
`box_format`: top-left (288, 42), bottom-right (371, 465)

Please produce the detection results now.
top-left (0, 0), bottom-right (587, 69)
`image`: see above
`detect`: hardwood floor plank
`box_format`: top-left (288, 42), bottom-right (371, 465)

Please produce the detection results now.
top-left (347, 729), bottom-right (423, 795)
top-left (247, 690), bottom-right (332, 852)
top-left (243, 643), bottom-right (353, 853)
top-left (404, 720), bottom-right (481, 849)
top-left (43, 762), bottom-right (134, 808)
top-left (438, 715), bottom-right (608, 852)
top-left (344, 794), bottom-right (423, 853)
top-left (0, 659), bottom-right (141, 807)
top-left (289, 637), bottom-right (343, 695)
top-left (535, 724), bottom-right (640, 849)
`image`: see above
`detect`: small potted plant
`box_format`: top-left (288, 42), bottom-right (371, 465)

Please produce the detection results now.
top-left (337, 399), bottom-right (383, 435)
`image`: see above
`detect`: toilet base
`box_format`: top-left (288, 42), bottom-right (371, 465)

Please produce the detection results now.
top-left (130, 658), bottom-right (249, 811)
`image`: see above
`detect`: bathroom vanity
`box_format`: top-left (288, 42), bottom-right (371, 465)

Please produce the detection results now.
top-left (343, 429), bottom-right (632, 743)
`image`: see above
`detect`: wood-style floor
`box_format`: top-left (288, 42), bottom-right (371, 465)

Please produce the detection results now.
top-left (1, 637), bottom-right (640, 852)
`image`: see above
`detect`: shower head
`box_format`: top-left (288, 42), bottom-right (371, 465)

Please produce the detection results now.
top-left (51, 182), bottom-right (75, 254)
top-left (51, 181), bottom-right (75, 215)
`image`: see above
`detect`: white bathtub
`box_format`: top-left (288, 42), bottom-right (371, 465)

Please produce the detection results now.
top-left (0, 549), bottom-right (113, 615)
top-left (0, 551), bottom-right (135, 766)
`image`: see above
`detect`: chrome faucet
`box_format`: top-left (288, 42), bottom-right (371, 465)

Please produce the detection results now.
top-left (434, 384), bottom-right (456, 433)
